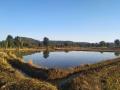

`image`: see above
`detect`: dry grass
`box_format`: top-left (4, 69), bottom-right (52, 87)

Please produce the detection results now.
top-left (0, 52), bottom-right (57, 90)
top-left (0, 51), bottom-right (120, 90)
top-left (61, 58), bottom-right (120, 90)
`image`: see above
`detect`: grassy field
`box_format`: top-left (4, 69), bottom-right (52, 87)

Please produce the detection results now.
top-left (0, 50), bottom-right (120, 90)
top-left (60, 58), bottom-right (120, 90)
top-left (0, 52), bottom-right (57, 90)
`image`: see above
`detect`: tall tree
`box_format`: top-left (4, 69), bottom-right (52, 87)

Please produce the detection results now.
top-left (0, 41), bottom-right (6, 48)
top-left (114, 39), bottom-right (120, 47)
top-left (43, 37), bottom-right (49, 48)
top-left (14, 36), bottom-right (22, 48)
top-left (99, 41), bottom-right (106, 47)
top-left (64, 42), bottom-right (69, 47)
top-left (6, 35), bottom-right (14, 48)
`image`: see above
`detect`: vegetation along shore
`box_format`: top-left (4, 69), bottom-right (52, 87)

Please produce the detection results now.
top-left (0, 51), bottom-right (120, 90)
top-left (0, 35), bottom-right (120, 90)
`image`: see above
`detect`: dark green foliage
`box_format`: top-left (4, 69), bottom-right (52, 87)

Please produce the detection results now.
top-left (0, 35), bottom-right (42, 48)
top-left (0, 35), bottom-right (120, 48)
top-left (99, 41), bottom-right (106, 47)
top-left (64, 42), bottom-right (69, 47)
top-left (14, 36), bottom-right (22, 48)
top-left (20, 37), bottom-right (41, 48)
top-left (0, 41), bottom-right (7, 48)
top-left (43, 37), bottom-right (49, 47)
top-left (114, 39), bottom-right (120, 47)
top-left (6, 35), bottom-right (14, 48)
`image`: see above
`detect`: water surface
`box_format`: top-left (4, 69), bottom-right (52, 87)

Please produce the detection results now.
top-left (23, 51), bottom-right (120, 69)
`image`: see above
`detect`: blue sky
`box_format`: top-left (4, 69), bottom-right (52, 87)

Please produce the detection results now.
top-left (0, 0), bottom-right (120, 42)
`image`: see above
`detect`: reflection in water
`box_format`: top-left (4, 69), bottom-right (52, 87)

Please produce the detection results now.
top-left (114, 52), bottom-right (120, 56)
top-left (43, 50), bottom-right (50, 59)
top-left (64, 50), bottom-right (69, 53)
top-left (23, 51), bottom-right (119, 69)
top-left (15, 51), bottom-right (41, 58)
top-left (100, 51), bottom-right (104, 54)
top-left (28, 60), bottom-right (33, 65)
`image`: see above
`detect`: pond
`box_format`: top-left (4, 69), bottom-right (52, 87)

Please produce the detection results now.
top-left (23, 51), bottom-right (120, 69)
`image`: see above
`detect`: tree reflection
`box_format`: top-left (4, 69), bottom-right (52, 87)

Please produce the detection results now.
top-left (100, 51), bottom-right (104, 54)
top-left (43, 50), bottom-right (50, 59)
top-left (64, 50), bottom-right (69, 53)
top-left (114, 52), bottom-right (120, 56)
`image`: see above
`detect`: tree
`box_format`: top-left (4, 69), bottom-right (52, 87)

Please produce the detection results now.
top-left (114, 39), bottom-right (120, 47)
top-left (64, 42), bottom-right (69, 47)
top-left (0, 41), bottom-right (6, 48)
top-left (6, 35), bottom-right (14, 48)
top-left (99, 41), bottom-right (106, 47)
top-left (43, 37), bottom-right (49, 47)
top-left (14, 36), bottom-right (22, 48)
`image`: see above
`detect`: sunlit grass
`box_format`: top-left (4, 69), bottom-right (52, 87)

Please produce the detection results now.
top-left (0, 52), bottom-right (57, 90)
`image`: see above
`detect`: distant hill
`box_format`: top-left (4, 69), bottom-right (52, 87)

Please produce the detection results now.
top-left (19, 37), bottom-right (41, 47)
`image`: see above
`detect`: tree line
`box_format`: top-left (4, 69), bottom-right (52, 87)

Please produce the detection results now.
top-left (78, 40), bottom-right (120, 48)
top-left (0, 35), bottom-right (120, 48)
top-left (0, 35), bottom-right (50, 49)
top-left (0, 35), bottom-right (22, 48)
